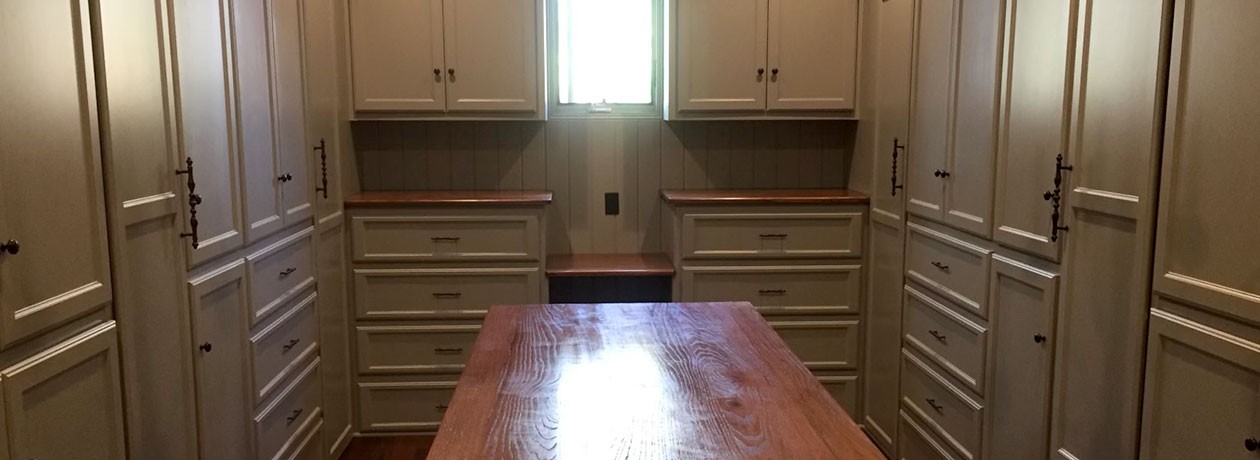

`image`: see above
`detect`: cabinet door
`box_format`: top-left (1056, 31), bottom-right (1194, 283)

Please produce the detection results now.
top-left (905, 0), bottom-right (955, 220)
top-left (674, 0), bottom-right (768, 111)
top-left (1153, 0), bottom-right (1260, 325)
top-left (1139, 308), bottom-right (1260, 460)
top-left (0, 0), bottom-right (113, 347)
top-left (869, 0), bottom-right (915, 223)
top-left (992, 0), bottom-right (1076, 262)
top-left (317, 223), bottom-right (353, 456)
top-left (232, 0), bottom-right (285, 242)
top-left (0, 322), bottom-right (126, 460)
top-left (765, 0), bottom-right (857, 111)
top-left (187, 260), bottom-right (250, 460)
top-left (349, 0), bottom-right (445, 112)
top-left (443, 0), bottom-right (541, 112)
top-left (987, 255), bottom-right (1058, 460)
top-left (304, 0), bottom-right (343, 222)
top-left (863, 214), bottom-right (906, 454)
top-left (942, 0), bottom-right (1002, 237)
top-left (272, 0), bottom-right (313, 225)
top-left (172, 0), bottom-right (246, 266)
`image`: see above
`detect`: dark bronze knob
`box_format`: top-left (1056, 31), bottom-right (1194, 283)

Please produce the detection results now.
top-left (448, 68), bottom-right (455, 77)
top-left (771, 68), bottom-right (779, 75)
top-left (1034, 334), bottom-right (1047, 344)
top-left (1245, 437), bottom-right (1258, 452)
top-left (0, 240), bottom-right (19, 255)
top-left (278, 173), bottom-right (293, 182)
top-left (433, 68), bottom-right (441, 76)
top-left (934, 169), bottom-right (951, 178)
top-left (199, 342), bottom-right (212, 353)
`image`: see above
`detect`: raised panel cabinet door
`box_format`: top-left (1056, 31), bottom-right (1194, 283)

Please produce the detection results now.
top-left (862, 217), bottom-right (906, 455)
top-left (986, 254), bottom-right (1058, 460)
top-left (171, 0), bottom-right (247, 266)
top-left (674, 0), bottom-right (769, 111)
top-left (0, 0), bottom-right (113, 346)
top-left (992, 0), bottom-right (1077, 262)
top-left (1139, 308), bottom-right (1260, 460)
top-left (870, 0), bottom-right (915, 223)
top-left (349, 0), bottom-right (446, 112)
top-left (905, 0), bottom-right (955, 221)
top-left (304, 0), bottom-right (343, 222)
top-left (0, 322), bottom-right (126, 460)
top-left (942, 0), bottom-right (1003, 237)
top-left (765, 0), bottom-right (858, 111)
top-left (187, 260), bottom-right (250, 460)
top-left (272, 0), bottom-right (314, 225)
top-left (1154, 0), bottom-right (1260, 325)
top-left (443, 0), bottom-right (541, 112)
top-left (317, 223), bottom-right (353, 456)
top-left (232, 0), bottom-right (285, 242)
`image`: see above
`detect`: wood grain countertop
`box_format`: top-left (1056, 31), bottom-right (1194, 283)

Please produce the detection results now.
top-left (660, 188), bottom-right (869, 205)
top-left (545, 253), bottom-right (675, 277)
top-left (344, 190), bottom-right (553, 208)
top-left (428, 302), bottom-right (884, 460)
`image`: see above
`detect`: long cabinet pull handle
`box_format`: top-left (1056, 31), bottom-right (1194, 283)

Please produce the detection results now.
top-left (286, 408), bottom-right (304, 425)
top-left (431, 236), bottom-right (461, 242)
top-left (891, 137), bottom-right (905, 196)
top-left (282, 338), bottom-right (301, 352)
top-left (280, 267), bottom-right (297, 278)
top-left (432, 292), bottom-right (462, 299)
top-left (435, 404), bottom-right (449, 411)
top-left (314, 139), bottom-right (329, 199)
top-left (0, 240), bottom-right (18, 256)
top-left (434, 347), bottom-right (464, 353)
top-left (1043, 153), bottom-right (1073, 242)
top-left (930, 261), bottom-right (950, 272)
top-left (758, 289), bottom-right (787, 296)
top-left (925, 398), bottom-right (944, 413)
top-left (758, 233), bottom-right (788, 239)
top-left (175, 157), bottom-right (202, 249)
top-left (1245, 437), bottom-right (1259, 452)
top-left (928, 330), bottom-right (947, 343)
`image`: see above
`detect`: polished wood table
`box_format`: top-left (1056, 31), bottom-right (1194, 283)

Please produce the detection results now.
top-left (428, 302), bottom-right (885, 459)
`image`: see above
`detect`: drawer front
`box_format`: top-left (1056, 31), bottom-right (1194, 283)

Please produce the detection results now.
top-left (354, 268), bottom-right (540, 320)
top-left (816, 372), bottom-right (859, 415)
top-left (356, 325), bottom-right (480, 374)
top-left (251, 291), bottom-right (320, 405)
top-left (906, 221), bottom-right (991, 319)
top-left (903, 284), bottom-right (988, 394)
top-left (769, 319), bottom-right (860, 371)
top-left (901, 350), bottom-right (983, 460)
top-left (681, 265), bottom-right (861, 315)
top-left (283, 417), bottom-right (322, 460)
top-left (248, 227), bottom-right (316, 324)
top-left (358, 380), bottom-right (456, 432)
top-left (899, 410), bottom-right (960, 460)
top-left (680, 211), bottom-right (864, 259)
top-left (351, 215), bottom-right (540, 263)
top-left (255, 358), bottom-right (321, 460)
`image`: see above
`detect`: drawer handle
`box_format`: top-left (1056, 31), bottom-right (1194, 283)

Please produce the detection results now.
top-left (758, 233), bottom-right (788, 239)
top-left (282, 338), bottom-right (301, 352)
top-left (1034, 334), bottom-right (1048, 344)
top-left (430, 236), bottom-right (461, 242)
top-left (434, 347), bottom-right (464, 354)
top-left (930, 261), bottom-right (950, 272)
top-left (286, 408), bottom-right (304, 425)
top-left (432, 292), bottom-right (463, 299)
top-left (279, 267), bottom-right (297, 278)
top-left (199, 342), bottom-right (213, 353)
top-left (925, 398), bottom-right (944, 414)
top-left (928, 330), bottom-right (947, 344)
top-left (1245, 437), bottom-right (1259, 452)
top-left (435, 404), bottom-right (449, 411)
top-left (758, 289), bottom-right (787, 296)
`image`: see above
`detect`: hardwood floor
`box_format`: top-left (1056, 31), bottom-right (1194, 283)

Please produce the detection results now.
top-left (339, 436), bottom-right (435, 460)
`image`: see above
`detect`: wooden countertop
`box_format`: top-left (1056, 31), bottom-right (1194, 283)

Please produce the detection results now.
top-left (545, 253), bottom-right (675, 277)
top-left (428, 302), bottom-right (884, 460)
top-left (344, 190), bottom-right (553, 208)
top-left (660, 188), bottom-right (869, 205)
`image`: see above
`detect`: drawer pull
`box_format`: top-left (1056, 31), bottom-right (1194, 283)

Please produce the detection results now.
top-left (435, 404), bottom-right (449, 411)
top-left (925, 398), bottom-right (944, 414)
top-left (928, 330), bottom-right (947, 344)
top-left (285, 408), bottom-right (304, 425)
top-left (431, 236), bottom-right (461, 242)
top-left (199, 342), bottom-right (213, 353)
top-left (758, 233), bottom-right (788, 239)
top-left (282, 338), bottom-right (301, 352)
top-left (1245, 437), bottom-right (1259, 452)
top-left (432, 292), bottom-right (463, 299)
top-left (930, 261), bottom-right (950, 272)
top-left (279, 267), bottom-right (297, 278)
top-left (434, 347), bottom-right (464, 354)
top-left (1033, 334), bottom-right (1047, 344)
top-left (758, 289), bottom-right (787, 296)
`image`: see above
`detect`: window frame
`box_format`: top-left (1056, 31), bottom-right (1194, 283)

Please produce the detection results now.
top-left (546, 0), bottom-right (665, 119)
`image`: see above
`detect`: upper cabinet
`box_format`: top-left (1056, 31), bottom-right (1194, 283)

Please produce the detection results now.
top-left (667, 0), bottom-right (858, 119)
top-left (349, 0), bottom-right (544, 119)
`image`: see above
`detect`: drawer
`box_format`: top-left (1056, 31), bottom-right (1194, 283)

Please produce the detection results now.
top-left (358, 379), bottom-right (456, 432)
top-left (903, 283), bottom-right (988, 394)
top-left (680, 265), bottom-right (861, 315)
top-left (356, 324), bottom-right (480, 374)
top-left (351, 215), bottom-right (540, 263)
top-left (906, 221), bottom-right (992, 319)
top-left (899, 410), bottom-right (961, 460)
top-left (679, 210), bottom-right (864, 259)
top-left (815, 372), bottom-right (859, 415)
top-left (281, 417), bottom-right (322, 460)
top-left (354, 267), bottom-right (540, 320)
top-left (250, 291), bottom-right (320, 405)
top-left (901, 349), bottom-right (984, 460)
top-left (247, 226), bottom-right (316, 325)
top-left (769, 318), bottom-right (860, 371)
top-left (255, 357), bottom-right (321, 460)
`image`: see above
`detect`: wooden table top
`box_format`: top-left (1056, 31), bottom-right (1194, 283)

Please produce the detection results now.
top-left (428, 302), bottom-right (884, 460)
top-left (344, 190), bottom-right (553, 208)
top-left (660, 188), bottom-right (869, 205)
top-left (545, 253), bottom-right (675, 277)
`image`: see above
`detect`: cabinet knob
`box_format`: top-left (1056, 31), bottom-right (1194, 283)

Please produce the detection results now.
top-left (771, 68), bottom-right (779, 76)
top-left (934, 169), bottom-right (951, 178)
top-left (0, 240), bottom-right (18, 255)
top-left (199, 342), bottom-right (212, 353)
top-left (433, 68), bottom-right (441, 76)
top-left (1245, 437), bottom-right (1258, 452)
top-left (448, 68), bottom-right (455, 77)
top-left (1034, 334), bottom-right (1047, 344)
top-left (278, 173), bottom-right (293, 182)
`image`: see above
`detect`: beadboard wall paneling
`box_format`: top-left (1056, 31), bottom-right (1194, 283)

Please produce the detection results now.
top-left (351, 120), bottom-right (856, 254)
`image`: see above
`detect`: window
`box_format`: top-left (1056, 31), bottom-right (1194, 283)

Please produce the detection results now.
top-left (549, 0), bottom-right (662, 118)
